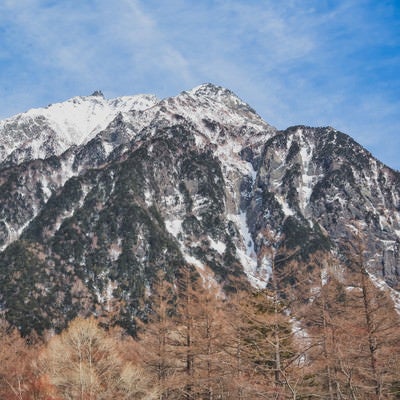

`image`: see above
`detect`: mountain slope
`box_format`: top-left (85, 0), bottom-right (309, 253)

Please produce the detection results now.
top-left (0, 84), bottom-right (399, 334)
top-left (250, 126), bottom-right (400, 286)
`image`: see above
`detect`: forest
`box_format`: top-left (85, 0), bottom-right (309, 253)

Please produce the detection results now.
top-left (1, 247), bottom-right (400, 400)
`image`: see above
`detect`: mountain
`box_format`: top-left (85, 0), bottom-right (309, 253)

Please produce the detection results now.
top-left (0, 83), bottom-right (399, 334)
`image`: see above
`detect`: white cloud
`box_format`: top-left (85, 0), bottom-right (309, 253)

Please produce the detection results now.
top-left (0, 0), bottom-right (194, 99)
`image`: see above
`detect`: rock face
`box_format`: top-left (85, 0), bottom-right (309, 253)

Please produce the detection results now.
top-left (0, 84), bottom-right (399, 334)
top-left (250, 126), bottom-right (400, 285)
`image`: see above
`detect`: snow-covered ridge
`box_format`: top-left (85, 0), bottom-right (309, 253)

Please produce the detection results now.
top-left (0, 94), bottom-right (159, 160)
top-left (0, 92), bottom-right (159, 147)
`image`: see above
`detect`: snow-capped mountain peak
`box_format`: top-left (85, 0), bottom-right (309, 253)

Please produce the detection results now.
top-left (188, 82), bottom-right (240, 101)
top-left (0, 92), bottom-right (159, 165)
top-left (186, 82), bottom-right (260, 118)
top-left (146, 83), bottom-right (275, 148)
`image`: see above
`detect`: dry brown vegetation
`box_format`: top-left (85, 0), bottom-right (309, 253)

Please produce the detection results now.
top-left (1, 252), bottom-right (400, 399)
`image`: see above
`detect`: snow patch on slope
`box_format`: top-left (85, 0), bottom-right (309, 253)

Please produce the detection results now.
top-left (164, 219), bottom-right (208, 265)
top-left (0, 219), bottom-right (32, 251)
top-left (209, 238), bottom-right (226, 254)
top-left (165, 219), bottom-right (183, 237)
top-left (368, 272), bottom-right (400, 314)
top-left (228, 212), bottom-right (267, 288)
top-left (299, 139), bottom-right (314, 210)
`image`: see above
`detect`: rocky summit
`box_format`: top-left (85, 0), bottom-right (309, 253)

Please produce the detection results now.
top-left (0, 83), bottom-right (399, 334)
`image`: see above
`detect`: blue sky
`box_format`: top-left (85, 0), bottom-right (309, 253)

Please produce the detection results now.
top-left (0, 0), bottom-right (399, 169)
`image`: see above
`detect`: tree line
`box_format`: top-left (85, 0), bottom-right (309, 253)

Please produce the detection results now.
top-left (1, 248), bottom-right (400, 399)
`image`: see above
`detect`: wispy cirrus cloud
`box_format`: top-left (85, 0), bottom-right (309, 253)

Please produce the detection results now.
top-left (0, 0), bottom-right (194, 110)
